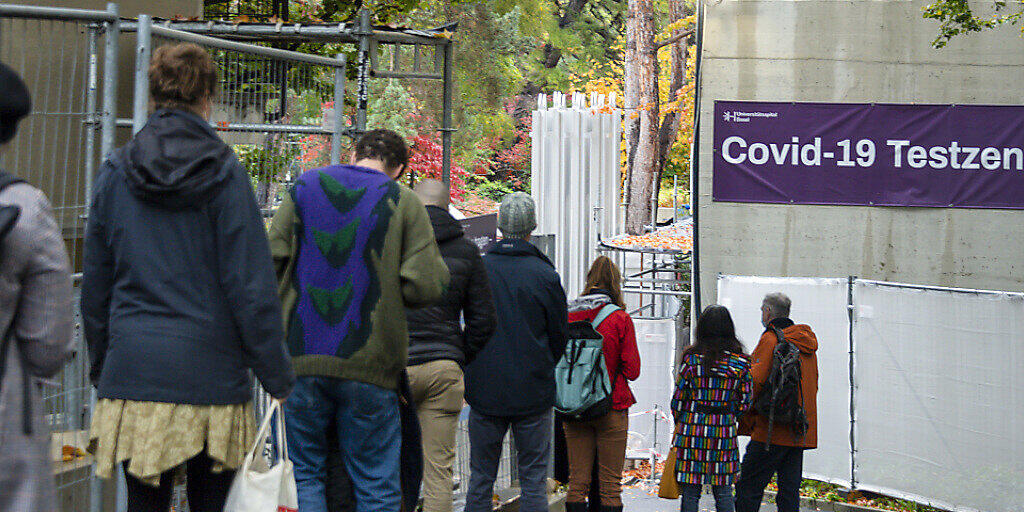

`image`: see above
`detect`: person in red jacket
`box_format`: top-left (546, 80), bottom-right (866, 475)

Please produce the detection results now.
top-left (563, 256), bottom-right (641, 512)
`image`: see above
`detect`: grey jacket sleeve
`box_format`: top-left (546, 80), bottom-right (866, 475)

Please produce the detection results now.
top-left (9, 186), bottom-right (73, 378)
top-left (212, 166), bottom-right (295, 399)
top-left (81, 171), bottom-right (113, 384)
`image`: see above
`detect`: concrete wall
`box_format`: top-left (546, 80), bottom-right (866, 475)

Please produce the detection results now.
top-left (696, 0), bottom-right (1024, 308)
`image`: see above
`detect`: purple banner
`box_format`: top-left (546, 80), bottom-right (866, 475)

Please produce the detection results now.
top-left (713, 101), bottom-right (1024, 208)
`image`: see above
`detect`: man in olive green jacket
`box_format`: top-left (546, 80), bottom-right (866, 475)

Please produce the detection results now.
top-left (268, 129), bottom-right (449, 512)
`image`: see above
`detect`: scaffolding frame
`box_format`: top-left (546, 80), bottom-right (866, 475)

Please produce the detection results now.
top-left (118, 10), bottom-right (458, 189)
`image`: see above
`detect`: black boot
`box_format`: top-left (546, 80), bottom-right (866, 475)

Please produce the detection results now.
top-left (565, 502), bottom-right (589, 512)
top-left (599, 506), bottom-right (623, 512)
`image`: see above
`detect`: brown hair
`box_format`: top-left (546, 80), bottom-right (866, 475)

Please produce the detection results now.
top-left (583, 255), bottom-right (626, 308)
top-left (355, 129), bottom-right (410, 175)
top-left (149, 43), bottom-right (217, 114)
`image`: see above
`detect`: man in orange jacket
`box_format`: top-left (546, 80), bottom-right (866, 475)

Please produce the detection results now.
top-left (735, 293), bottom-right (819, 512)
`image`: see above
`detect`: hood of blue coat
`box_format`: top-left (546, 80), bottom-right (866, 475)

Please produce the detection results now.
top-left (122, 109), bottom-right (234, 209)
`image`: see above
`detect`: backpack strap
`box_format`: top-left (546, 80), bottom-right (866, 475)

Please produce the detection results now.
top-left (591, 303), bottom-right (623, 393)
top-left (0, 171), bottom-right (25, 240)
top-left (591, 303), bottom-right (621, 331)
top-left (0, 170), bottom-right (24, 193)
top-left (0, 171), bottom-right (31, 435)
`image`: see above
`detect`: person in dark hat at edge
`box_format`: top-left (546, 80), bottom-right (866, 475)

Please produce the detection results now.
top-left (0, 63), bottom-right (75, 511)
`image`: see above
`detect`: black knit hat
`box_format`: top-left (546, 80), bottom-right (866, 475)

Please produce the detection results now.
top-left (0, 63), bottom-right (31, 144)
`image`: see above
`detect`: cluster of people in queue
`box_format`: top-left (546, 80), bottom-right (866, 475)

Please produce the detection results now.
top-left (0, 43), bottom-right (819, 512)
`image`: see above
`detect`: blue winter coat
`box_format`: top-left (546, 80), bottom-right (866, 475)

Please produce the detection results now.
top-left (81, 109), bottom-right (295, 404)
top-left (464, 238), bottom-right (569, 417)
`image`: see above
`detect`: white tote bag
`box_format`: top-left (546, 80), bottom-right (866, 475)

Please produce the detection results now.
top-left (223, 399), bottom-right (298, 512)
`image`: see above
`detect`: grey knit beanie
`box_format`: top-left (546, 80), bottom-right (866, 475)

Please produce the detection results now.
top-left (498, 192), bottom-right (536, 239)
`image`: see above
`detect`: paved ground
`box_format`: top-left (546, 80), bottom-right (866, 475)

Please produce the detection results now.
top-left (622, 487), bottom-right (801, 512)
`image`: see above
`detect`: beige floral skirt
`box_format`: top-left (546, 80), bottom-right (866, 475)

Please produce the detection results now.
top-left (88, 399), bottom-right (256, 487)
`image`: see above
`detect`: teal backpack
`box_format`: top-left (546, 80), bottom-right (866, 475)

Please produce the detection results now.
top-left (554, 304), bottom-right (621, 422)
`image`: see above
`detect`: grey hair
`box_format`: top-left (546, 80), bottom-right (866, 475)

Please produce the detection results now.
top-left (762, 292), bottom-right (791, 319)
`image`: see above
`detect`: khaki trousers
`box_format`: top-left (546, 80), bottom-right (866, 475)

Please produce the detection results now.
top-left (563, 409), bottom-right (629, 506)
top-left (407, 360), bottom-right (465, 512)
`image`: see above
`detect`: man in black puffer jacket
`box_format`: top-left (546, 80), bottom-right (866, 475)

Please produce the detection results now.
top-left (406, 179), bottom-right (496, 512)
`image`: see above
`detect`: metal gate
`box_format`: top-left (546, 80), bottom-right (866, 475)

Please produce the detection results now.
top-left (0, 4), bottom-right (118, 511)
top-left (126, 15), bottom-right (347, 213)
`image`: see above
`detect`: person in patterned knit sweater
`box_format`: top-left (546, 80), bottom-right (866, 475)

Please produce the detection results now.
top-left (671, 305), bottom-right (753, 512)
top-left (269, 129), bottom-right (449, 512)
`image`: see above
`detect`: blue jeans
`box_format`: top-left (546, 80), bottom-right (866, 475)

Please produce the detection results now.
top-left (681, 483), bottom-right (735, 512)
top-left (466, 409), bottom-right (552, 512)
top-left (285, 376), bottom-right (401, 512)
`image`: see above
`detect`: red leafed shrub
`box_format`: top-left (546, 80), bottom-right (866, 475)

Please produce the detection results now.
top-left (408, 132), bottom-right (471, 202)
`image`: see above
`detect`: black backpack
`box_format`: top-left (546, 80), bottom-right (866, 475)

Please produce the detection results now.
top-left (0, 170), bottom-right (34, 435)
top-left (751, 325), bottom-right (809, 445)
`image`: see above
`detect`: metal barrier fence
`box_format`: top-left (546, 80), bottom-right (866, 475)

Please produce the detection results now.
top-left (0, 3), bottom-right (118, 273)
top-left (718, 275), bottom-right (1024, 512)
top-left (126, 16), bottom-right (347, 211)
top-left (0, 5), bottom-right (118, 510)
top-left (0, 3), bottom-right (455, 510)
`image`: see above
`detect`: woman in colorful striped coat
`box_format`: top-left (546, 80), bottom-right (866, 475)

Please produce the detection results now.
top-left (671, 305), bottom-right (753, 512)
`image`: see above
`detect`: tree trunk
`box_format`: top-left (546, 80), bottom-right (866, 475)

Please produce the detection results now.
top-left (624, 0), bottom-right (659, 234)
top-left (657, 0), bottom-right (694, 175)
top-left (623, 0), bottom-right (640, 221)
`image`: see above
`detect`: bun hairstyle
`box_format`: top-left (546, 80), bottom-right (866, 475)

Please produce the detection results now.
top-left (149, 43), bottom-right (217, 114)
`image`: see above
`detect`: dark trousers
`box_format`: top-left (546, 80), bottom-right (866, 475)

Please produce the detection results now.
top-left (734, 441), bottom-right (804, 512)
top-left (681, 483), bottom-right (735, 512)
top-left (466, 409), bottom-right (552, 512)
top-left (123, 450), bottom-right (234, 512)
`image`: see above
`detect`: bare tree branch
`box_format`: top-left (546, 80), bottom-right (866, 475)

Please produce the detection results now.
top-left (653, 28), bottom-right (695, 51)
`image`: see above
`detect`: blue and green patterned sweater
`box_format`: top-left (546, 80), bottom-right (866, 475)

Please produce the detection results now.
top-left (269, 164), bottom-right (449, 390)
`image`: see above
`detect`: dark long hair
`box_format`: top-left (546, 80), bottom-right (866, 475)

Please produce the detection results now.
top-left (683, 304), bottom-right (746, 371)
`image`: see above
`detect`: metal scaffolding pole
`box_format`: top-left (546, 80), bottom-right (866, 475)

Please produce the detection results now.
top-left (441, 41), bottom-right (454, 190)
top-left (99, 2), bottom-right (117, 160)
top-left (355, 9), bottom-right (371, 135)
top-left (132, 14), bottom-right (151, 135)
top-left (331, 53), bottom-right (346, 165)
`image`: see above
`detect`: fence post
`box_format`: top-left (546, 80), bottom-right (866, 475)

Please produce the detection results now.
top-left (84, 26), bottom-right (99, 206)
top-left (100, 2), bottom-right (118, 160)
top-left (847, 275), bottom-right (857, 489)
top-left (330, 53), bottom-right (346, 165)
top-left (132, 14), bottom-right (151, 135)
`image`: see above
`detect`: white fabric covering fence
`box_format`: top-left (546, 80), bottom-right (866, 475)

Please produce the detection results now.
top-left (627, 318), bottom-right (678, 458)
top-left (530, 92), bottom-right (622, 297)
top-left (717, 275), bottom-right (1024, 512)
top-left (852, 281), bottom-right (1024, 512)
top-left (718, 276), bottom-right (853, 487)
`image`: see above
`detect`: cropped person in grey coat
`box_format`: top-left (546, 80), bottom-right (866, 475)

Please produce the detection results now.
top-left (0, 62), bottom-right (75, 512)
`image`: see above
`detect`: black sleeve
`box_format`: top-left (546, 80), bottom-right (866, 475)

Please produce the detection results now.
top-left (81, 169), bottom-right (114, 386)
top-left (461, 250), bottom-right (496, 365)
top-left (546, 274), bottom-right (569, 360)
top-left (213, 167), bottom-right (296, 399)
